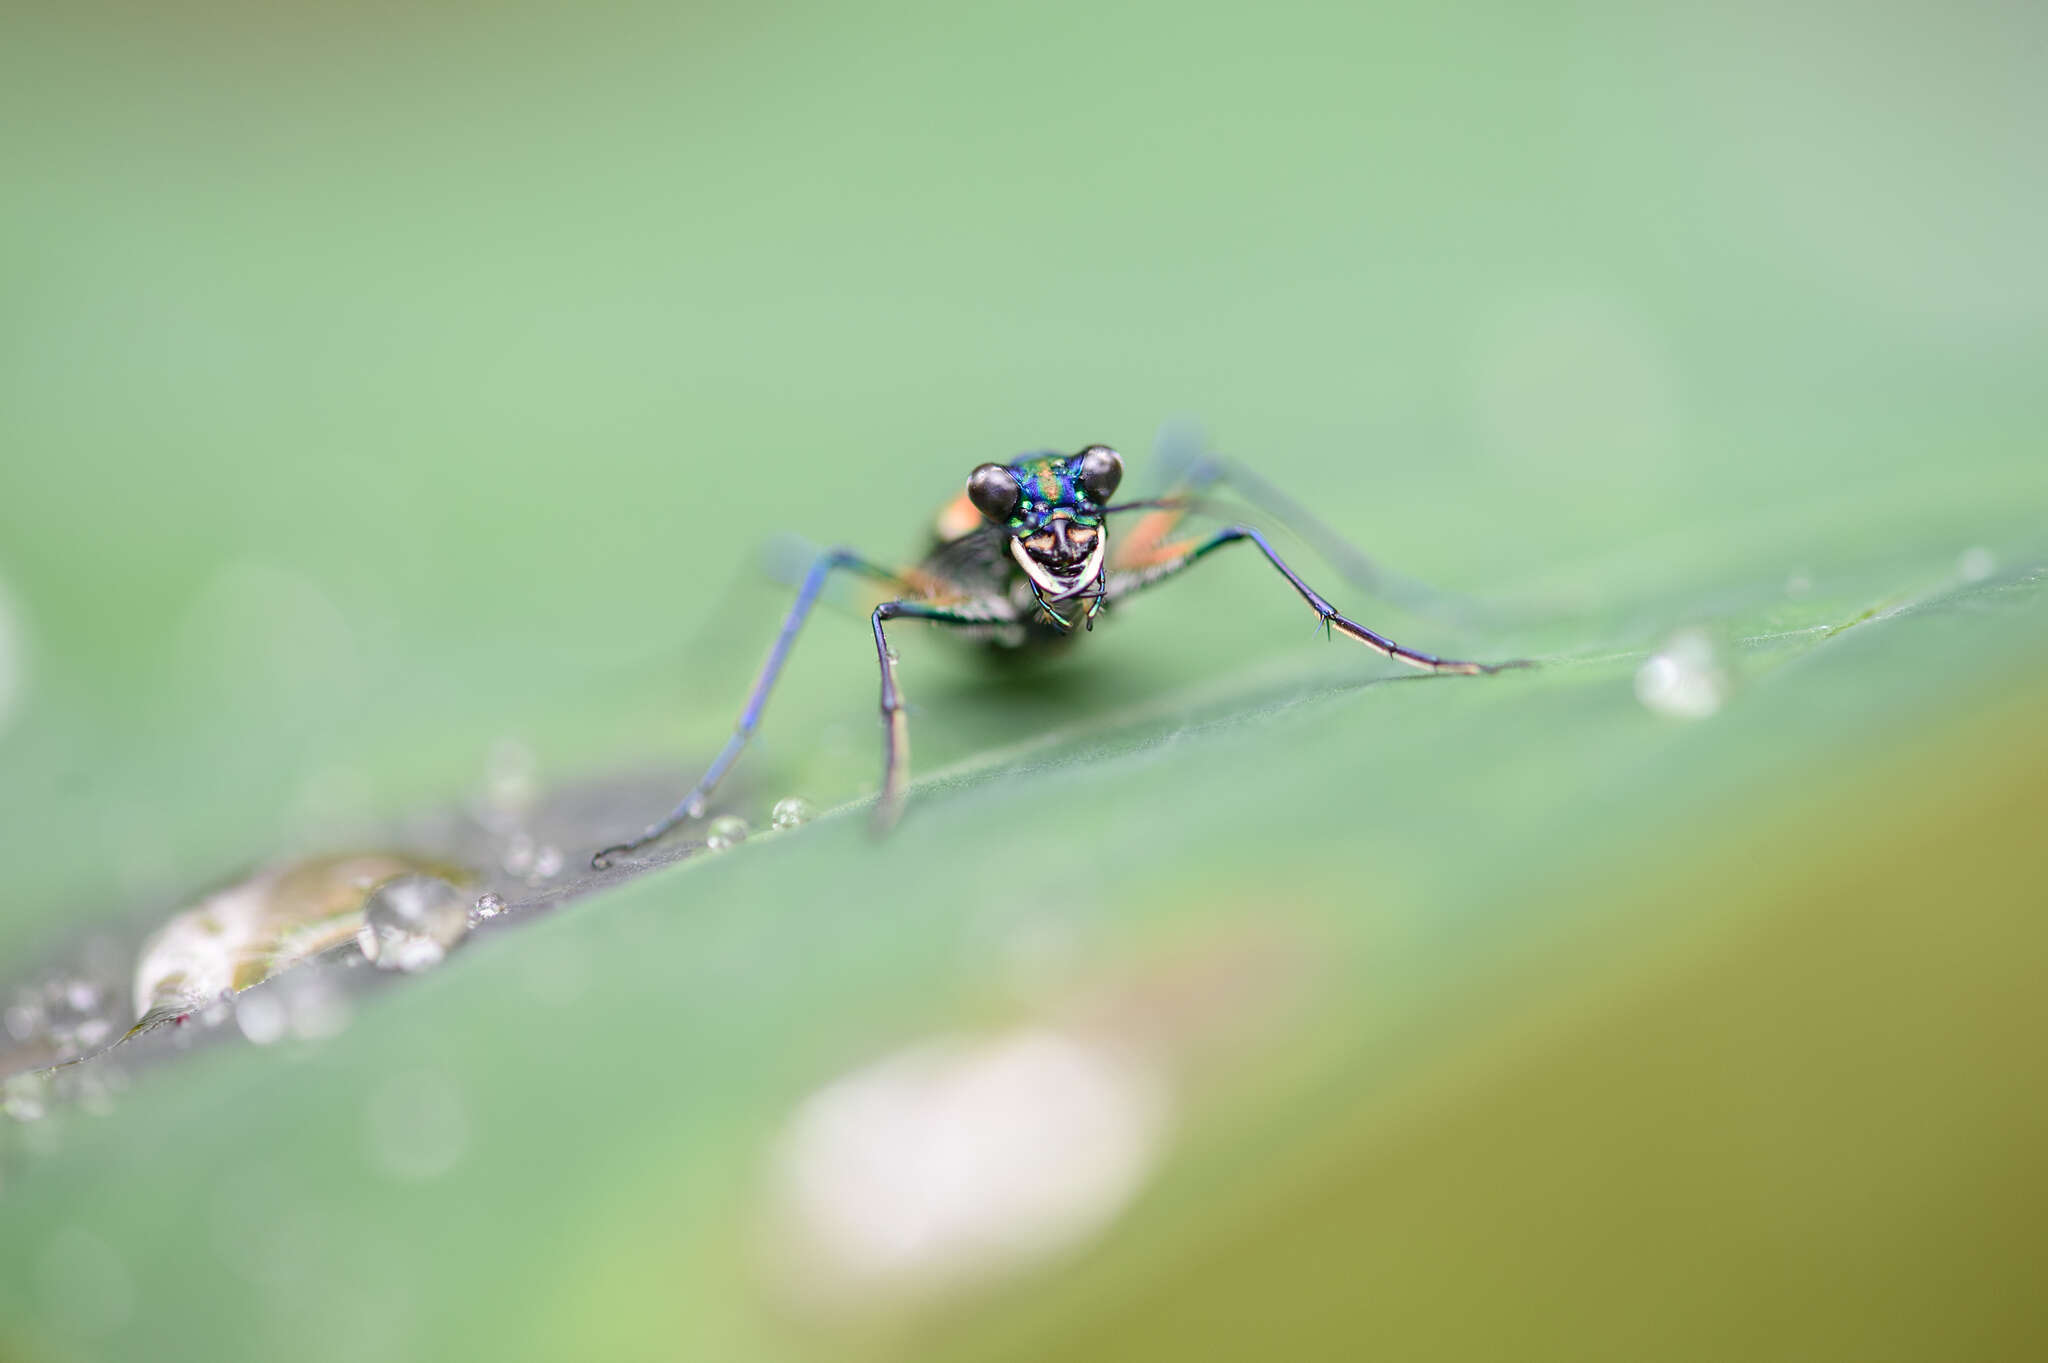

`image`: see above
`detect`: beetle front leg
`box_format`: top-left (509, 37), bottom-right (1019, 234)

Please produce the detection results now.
top-left (1106, 525), bottom-right (1527, 675)
top-left (868, 600), bottom-right (999, 832)
top-left (591, 548), bottom-right (904, 868)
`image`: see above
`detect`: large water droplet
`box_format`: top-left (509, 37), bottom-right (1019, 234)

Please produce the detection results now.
top-left (233, 990), bottom-right (288, 1046)
top-left (770, 796), bottom-right (816, 831)
top-left (358, 875), bottom-right (470, 973)
top-left (704, 815), bottom-right (750, 852)
top-left (1634, 629), bottom-right (1729, 720)
top-left (130, 852), bottom-right (471, 1032)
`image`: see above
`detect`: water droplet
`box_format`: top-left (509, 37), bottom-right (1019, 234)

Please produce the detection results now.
top-left (276, 969), bottom-right (351, 1041)
top-left (358, 875), bottom-right (471, 973)
top-left (1958, 546), bottom-right (1995, 582)
top-left (469, 892), bottom-right (507, 924)
top-left (766, 1028), bottom-right (1170, 1308)
top-left (770, 796), bottom-right (816, 831)
top-left (704, 815), bottom-right (750, 852)
top-left (234, 990), bottom-right (289, 1045)
top-left (527, 844), bottom-right (563, 882)
top-left (3, 1070), bottom-right (51, 1123)
top-left (1634, 629), bottom-right (1729, 720)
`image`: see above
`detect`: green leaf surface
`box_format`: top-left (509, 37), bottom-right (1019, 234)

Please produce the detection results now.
top-left (3, 2), bottom-right (2044, 1360)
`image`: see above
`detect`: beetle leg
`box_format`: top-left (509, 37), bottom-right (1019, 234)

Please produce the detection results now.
top-left (1106, 454), bottom-right (1497, 630)
top-left (593, 548), bottom-right (906, 868)
top-left (1105, 525), bottom-right (1527, 675)
top-left (870, 598), bottom-right (1014, 832)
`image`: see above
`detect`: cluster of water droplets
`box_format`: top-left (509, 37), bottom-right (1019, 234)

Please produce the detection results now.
top-left (1, 734), bottom-right (840, 1139)
top-left (122, 852), bottom-right (473, 1037)
top-left (694, 791), bottom-right (823, 851)
top-left (3, 982), bottom-right (133, 1174)
top-left (501, 834), bottom-right (565, 883)
top-left (6, 975), bottom-right (120, 1063)
top-left (228, 969), bottom-right (352, 1046)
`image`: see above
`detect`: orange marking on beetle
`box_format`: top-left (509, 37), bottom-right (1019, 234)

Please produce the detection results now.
top-left (1111, 505), bottom-right (1193, 569)
top-left (900, 567), bottom-right (970, 603)
top-left (1114, 522), bottom-right (1201, 572)
top-left (935, 491), bottom-right (983, 542)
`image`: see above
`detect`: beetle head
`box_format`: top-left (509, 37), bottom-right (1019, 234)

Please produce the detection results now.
top-left (965, 445), bottom-right (1123, 601)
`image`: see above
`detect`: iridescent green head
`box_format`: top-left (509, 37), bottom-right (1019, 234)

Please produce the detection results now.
top-left (966, 445), bottom-right (1124, 602)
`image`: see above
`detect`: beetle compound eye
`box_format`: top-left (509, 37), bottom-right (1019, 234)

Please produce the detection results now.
top-left (1077, 445), bottom-right (1123, 502)
top-left (967, 463), bottom-right (1021, 521)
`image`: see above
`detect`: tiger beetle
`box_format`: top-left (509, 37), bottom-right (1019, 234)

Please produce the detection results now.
top-left (592, 445), bottom-right (1524, 867)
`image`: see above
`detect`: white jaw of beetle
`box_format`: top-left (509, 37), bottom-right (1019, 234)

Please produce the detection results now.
top-left (1010, 534), bottom-right (1107, 602)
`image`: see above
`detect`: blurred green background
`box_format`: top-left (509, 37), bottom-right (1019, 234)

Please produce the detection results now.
top-left (2, 0), bottom-right (2044, 1359)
